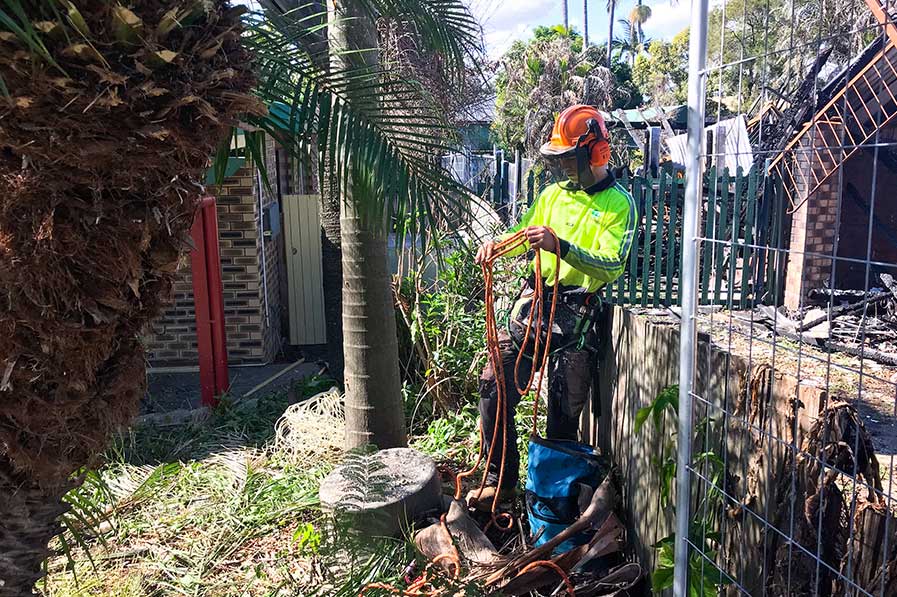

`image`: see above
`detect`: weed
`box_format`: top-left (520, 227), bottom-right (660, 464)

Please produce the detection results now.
top-left (635, 385), bottom-right (732, 596)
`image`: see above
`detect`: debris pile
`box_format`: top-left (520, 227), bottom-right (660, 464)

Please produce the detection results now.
top-left (747, 274), bottom-right (897, 366)
top-left (408, 471), bottom-right (642, 596)
top-left (767, 402), bottom-right (896, 595)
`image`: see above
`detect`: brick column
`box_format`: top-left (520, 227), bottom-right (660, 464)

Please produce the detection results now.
top-left (783, 122), bottom-right (842, 310)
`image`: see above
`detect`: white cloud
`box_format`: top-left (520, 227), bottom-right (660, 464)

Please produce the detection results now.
top-left (469, 0), bottom-right (693, 58)
top-left (641, 1), bottom-right (692, 41)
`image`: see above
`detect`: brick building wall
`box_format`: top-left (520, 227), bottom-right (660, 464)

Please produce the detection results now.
top-left (783, 123), bottom-right (842, 310)
top-left (145, 160), bottom-right (286, 366)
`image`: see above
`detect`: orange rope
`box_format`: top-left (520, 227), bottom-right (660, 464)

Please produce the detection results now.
top-left (361, 229), bottom-right (566, 596)
top-left (519, 560), bottom-right (576, 596)
top-left (357, 515), bottom-right (460, 597)
top-left (454, 228), bottom-right (561, 531)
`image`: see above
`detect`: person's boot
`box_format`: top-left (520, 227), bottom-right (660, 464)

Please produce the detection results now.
top-left (465, 486), bottom-right (517, 512)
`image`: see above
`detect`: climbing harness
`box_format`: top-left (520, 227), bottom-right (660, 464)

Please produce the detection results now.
top-left (506, 281), bottom-right (601, 356)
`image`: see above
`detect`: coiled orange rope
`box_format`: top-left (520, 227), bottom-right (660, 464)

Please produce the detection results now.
top-left (361, 228), bottom-right (575, 596)
top-left (455, 227), bottom-right (561, 531)
top-left (519, 560), bottom-right (576, 596)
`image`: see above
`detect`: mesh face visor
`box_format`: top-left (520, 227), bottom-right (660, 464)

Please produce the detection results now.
top-left (542, 144), bottom-right (598, 191)
top-left (540, 117), bottom-right (606, 190)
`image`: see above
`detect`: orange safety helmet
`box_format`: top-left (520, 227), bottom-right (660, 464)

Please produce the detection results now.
top-left (540, 104), bottom-right (611, 168)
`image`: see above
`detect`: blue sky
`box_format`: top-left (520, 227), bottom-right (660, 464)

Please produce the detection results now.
top-left (238, 0), bottom-right (692, 58)
top-left (469, 0), bottom-right (692, 57)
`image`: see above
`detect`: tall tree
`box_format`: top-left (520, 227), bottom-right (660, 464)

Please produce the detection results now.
top-left (493, 25), bottom-right (641, 156)
top-left (328, 0), bottom-right (406, 449)
top-left (606, 0), bottom-right (617, 67)
top-left (630, 0), bottom-right (650, 45)
top-left (250, 0), bottom-right (480, 450)
top-left (613, 18), bottom-right (651, 67)
top-left (583, 0), bottom-right (589, 48)
top-left (633, 30), bottom-right (690, 105)
top-left (0, 1), bottom-right (259, 593)
top-left (262, 0), bottom-right (488, 383)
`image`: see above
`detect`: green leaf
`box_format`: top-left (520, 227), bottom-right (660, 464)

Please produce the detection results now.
top-left (657, 541), bottom-right (675, 568)
top-left (634, 404), bottom-right (652, 434)
top-left (651, 566), bottom-right (674, 591)
top-left (653, 393), bottom-right (669, 427)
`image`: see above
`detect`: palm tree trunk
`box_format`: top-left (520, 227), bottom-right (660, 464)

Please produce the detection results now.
top-left (321, 181), bottom-right (345, 380)
top-left (329, 0), bottom-right (407, 450)
top-left (0, 463), bottom-right (71, 597)
top-left (606, 1), bottom-right (616, 68)
top-left (583, 0), bottom-right (589, 48)
top-left (636, 0), bottom-right (643, 43)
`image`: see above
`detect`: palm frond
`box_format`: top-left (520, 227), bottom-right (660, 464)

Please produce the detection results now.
top-left (0, 0), bottom-right (68, 95)
top-left (235, 6), bottom-right (477, 239)
top-left (628, 4), bottom-right (652, 26)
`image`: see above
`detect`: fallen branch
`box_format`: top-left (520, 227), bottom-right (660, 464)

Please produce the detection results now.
top-left (500, 515), bottom-right (624, 596)
top-left (416, 498), bottom-right (499, 568)
top-left (824, 340), bottom-right (897, 367)
top-left (798, 292), bottom-right (892, 332)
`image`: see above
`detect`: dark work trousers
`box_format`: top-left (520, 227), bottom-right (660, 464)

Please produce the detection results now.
top-left (478, 329), bottom-right (594, 489)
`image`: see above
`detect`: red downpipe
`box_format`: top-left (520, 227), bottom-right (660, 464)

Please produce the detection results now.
top-left (190, 196), bottom-right (230, 407)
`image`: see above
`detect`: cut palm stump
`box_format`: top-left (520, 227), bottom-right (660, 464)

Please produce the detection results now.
top-left (319, 447), bottom-right (442, 536)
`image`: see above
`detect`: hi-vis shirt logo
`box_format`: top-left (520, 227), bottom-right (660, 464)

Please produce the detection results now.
top-left (590, 209), bottom-right (602, 220)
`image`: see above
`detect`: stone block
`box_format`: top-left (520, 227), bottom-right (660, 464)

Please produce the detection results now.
top-left (319, 448), bottom-right (442, 537)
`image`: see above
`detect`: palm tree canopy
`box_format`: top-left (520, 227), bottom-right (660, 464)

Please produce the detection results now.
top-left (235, 0), bottom-right (484, 239)
top-left (629, 4), bottom-right (652, 26)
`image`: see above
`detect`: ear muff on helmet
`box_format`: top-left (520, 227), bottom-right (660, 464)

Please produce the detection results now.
top-left (590, 140), bottom-right (611, 167)
top-left (582, 118), bottom-right (611, 168)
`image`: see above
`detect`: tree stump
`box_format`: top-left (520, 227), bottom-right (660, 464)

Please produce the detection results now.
top-left (319, 447), bottom-right (442, 536)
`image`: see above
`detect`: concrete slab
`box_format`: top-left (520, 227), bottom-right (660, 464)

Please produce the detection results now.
top-left (143, 360), bottom-right (321, 414)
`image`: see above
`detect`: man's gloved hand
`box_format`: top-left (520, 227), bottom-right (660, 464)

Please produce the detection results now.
top-left (524, 226), bottom-right (558, 254)
top-left (475, 240), bottom-right (497, 264)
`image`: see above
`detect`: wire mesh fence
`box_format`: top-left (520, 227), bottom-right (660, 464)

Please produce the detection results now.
top-left (675, 0), bottom-right (897, 594)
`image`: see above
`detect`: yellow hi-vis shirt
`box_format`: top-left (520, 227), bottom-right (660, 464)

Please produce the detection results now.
top-left (498, 174), bottom-right (638, 293)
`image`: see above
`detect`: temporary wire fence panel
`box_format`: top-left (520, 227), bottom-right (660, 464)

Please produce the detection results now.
top-left (673, 0), bottom-right (897, 595)
top-left (282, 194), bottom-right (326, 345)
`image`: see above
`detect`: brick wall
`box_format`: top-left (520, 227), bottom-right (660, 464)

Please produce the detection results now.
top-left (145, 161), bottom-right (284, 366)
top-left (784, 122), bottom-right (842, 310)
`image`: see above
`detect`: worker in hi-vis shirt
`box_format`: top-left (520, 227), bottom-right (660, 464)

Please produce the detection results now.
top-left (469, 104), bottom-right (638, 509)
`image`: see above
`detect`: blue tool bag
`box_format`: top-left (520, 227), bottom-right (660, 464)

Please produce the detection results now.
top-left (525, 435), bottom-right (607, 554)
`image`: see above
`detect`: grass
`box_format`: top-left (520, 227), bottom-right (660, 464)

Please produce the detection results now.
top-left (40, 372), bottom-right (504, 597)
top-left (41, 376), bottom-right (391, 597)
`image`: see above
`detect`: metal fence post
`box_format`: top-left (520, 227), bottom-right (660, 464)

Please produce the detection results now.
top-left (675, 0), bottom-right (709, 593)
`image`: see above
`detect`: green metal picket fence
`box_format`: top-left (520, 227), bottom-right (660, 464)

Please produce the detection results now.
top-left (596, 166), bottom-right (788, 309)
